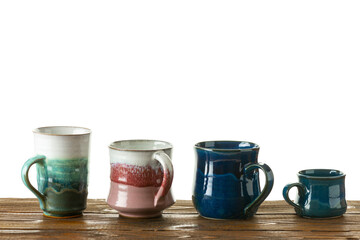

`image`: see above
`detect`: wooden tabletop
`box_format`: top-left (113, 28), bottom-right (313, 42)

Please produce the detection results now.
top-left (1, 199), bottom-right (360, 239)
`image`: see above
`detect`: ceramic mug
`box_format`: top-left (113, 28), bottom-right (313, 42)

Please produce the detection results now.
top-left (107, 139), bottom-right (175, 218)
top-left (283, 169), bottom-right (347, 218)
top-left (193, 141), bottom-right (274, 219)
top-left (21, 126), bottom-right (91, 218)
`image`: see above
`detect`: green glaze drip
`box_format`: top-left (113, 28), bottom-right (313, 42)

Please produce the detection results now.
top-left (35, 158), bottom-right (88, 215)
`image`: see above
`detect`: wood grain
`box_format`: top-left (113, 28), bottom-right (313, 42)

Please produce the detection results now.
top-left (1, 199), bottom-right (360, 239)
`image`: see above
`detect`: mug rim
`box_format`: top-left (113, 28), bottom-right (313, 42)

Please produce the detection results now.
top-left (194, 140), bottom-right (259, 152)
top-left (297, 169), bottom-right (346, 179)
top-left (109, 139), bottom-right (173, 152)
top-left (33, 126), bottom-right (91, 136)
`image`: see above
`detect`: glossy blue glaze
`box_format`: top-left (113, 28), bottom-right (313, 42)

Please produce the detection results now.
top-left (192, 141), bottom-right (274, 219)
top-left (283, 169), bottom-right (347, 218)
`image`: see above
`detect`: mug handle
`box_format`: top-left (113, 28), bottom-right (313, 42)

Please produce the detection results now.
top-left (153, 151), bottom-right (174, 207)
top-left (21, 155), bottom-right (46, 209)
top-left (243, 162), bottom-right (274, 218)
top-left (282, 182), bottom-right (306, 212)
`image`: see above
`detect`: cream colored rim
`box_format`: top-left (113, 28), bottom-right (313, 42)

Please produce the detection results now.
top-left (33, 126), bottom-right (91, 136)
top-left (109, 139), bottom-right (173, 152)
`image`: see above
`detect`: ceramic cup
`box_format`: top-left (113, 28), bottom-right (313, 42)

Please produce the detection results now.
top-left (193, 141), bottom-right (274, 219)
top-left (21, 126), bottom-right (91, 218)
top-left (107, 140), bottom-right (175, 218)
top-left (283, 169), bottom-right (347, 218)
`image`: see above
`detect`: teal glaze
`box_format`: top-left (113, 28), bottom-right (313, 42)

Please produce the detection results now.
top-left (283, 169), bottom-right (347, 218)
top-left (22, 155), bottom-right (88, 218)
top-left (21, 155), bottom-right (46, 210)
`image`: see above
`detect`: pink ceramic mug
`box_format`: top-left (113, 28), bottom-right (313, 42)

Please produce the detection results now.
top-left (107, 139), bottom-right (175, 218)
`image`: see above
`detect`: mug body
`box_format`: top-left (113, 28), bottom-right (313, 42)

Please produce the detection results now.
top-left (34, 126), bottom-right (90, 218)
top-left (107, 140), bottom-right (175, 218)
top-left (193, 141), bottom-right (261, 219)
top-left (295, 169), bottom-right (347, 218)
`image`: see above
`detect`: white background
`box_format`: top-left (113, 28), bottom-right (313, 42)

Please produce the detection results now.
top-left (0, 0), bottom-right (359, 201)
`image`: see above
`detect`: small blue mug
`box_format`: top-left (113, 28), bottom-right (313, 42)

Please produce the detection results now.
top-left (283, 169), bottom-right (347, 218)
top-left (192, 141), bottom-right (274, 219)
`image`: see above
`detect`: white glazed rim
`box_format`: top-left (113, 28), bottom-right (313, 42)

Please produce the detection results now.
top-left (109, 139), bottom-right (173, 152)
top-left (33, 126), bottom-right (91, 136)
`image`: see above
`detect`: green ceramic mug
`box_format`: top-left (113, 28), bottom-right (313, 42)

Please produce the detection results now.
top-left (21, 126), bottom-right (91, 218)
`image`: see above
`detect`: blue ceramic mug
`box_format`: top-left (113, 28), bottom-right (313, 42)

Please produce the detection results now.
top-left (283, 169), bottom-right (347, 218)
top-left (192, 141), bottom-right (274, 219)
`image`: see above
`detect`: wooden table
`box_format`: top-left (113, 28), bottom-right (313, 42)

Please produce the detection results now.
top-left (1, 199), bottom-right (360, 239)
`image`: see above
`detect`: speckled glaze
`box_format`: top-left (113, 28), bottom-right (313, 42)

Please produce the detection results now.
top-left (107, 140), bottom-right (175, 218)
top-left (192, 141), bottom-right (274, 219)
top-left (283, 169), bottom-right (347, 219)
top-left (21, 126), bottom-right (90, 218)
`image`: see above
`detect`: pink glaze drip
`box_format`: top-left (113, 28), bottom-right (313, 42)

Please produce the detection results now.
top-left (110, 163), bottom-right (173, 195)
top-left (107, 181), bottom-right (175, 218)
top-left (110, 163), bottom-right (164, 187)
